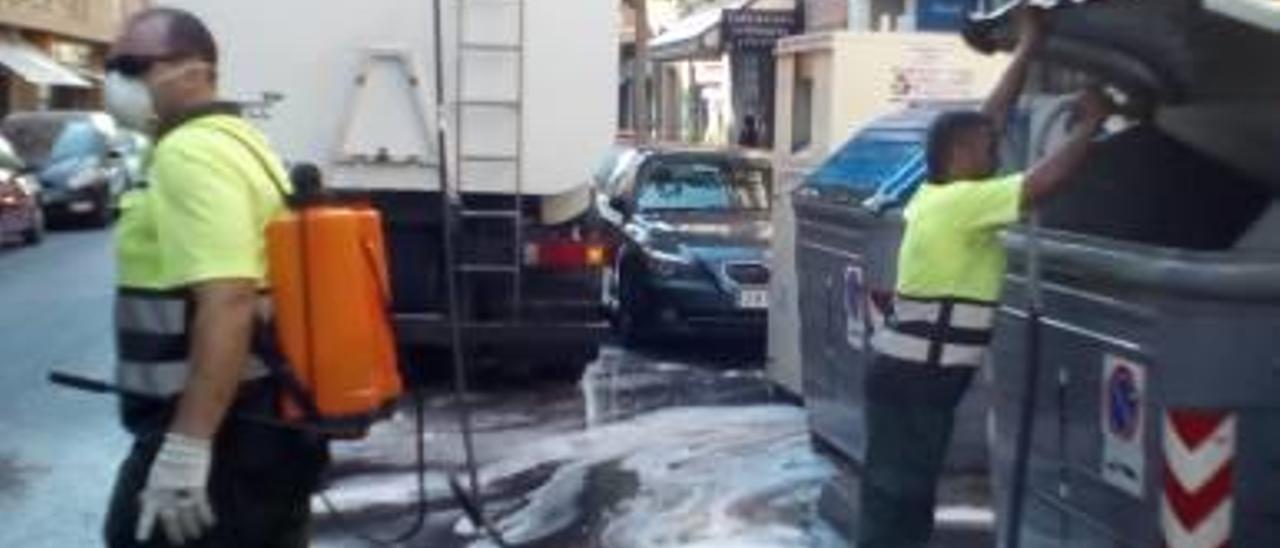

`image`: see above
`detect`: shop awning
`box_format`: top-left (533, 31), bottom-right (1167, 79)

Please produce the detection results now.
top-left (0, 36), bottom-right (93, 88)
top-left (649, 0), bottom-right (749, 61)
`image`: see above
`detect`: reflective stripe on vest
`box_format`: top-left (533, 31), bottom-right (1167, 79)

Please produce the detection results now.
top-left (115, 289), bottom-right (270, 398)
top-left (871, 295), bottom-right (996, 368)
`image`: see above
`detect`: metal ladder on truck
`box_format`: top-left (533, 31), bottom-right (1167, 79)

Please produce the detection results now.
top-left (435, 0), bottom-right (527, 504)
top-left (449, 0), bottom-right (528, 333)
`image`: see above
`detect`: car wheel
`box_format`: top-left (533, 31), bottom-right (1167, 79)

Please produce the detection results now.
top-left (22, 208), bottom-right (44, 245)
top-left (615, 260), bottom-right (651, 348)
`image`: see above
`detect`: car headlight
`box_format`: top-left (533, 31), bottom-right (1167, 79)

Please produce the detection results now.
top-left (644, 248), bottom-right (693, 278)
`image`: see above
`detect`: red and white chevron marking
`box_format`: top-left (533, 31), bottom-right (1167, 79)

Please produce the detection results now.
top-left (1161, 409), bottom-right (1236, 548)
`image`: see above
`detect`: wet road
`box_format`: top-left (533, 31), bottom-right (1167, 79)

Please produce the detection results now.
top-left (0, 229), bottom-right (128, 547)
top-left (0, 230), bottom-right (993, 547)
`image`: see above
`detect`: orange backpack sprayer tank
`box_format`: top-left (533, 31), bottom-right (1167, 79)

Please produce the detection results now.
top-left (264, 164), bottom-right (403, 438)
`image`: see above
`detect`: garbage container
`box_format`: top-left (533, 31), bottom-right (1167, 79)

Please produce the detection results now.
top-left (990, 122), bottom-right (1280, 547)
top-left (793, 104), bottom-right (1029, 472)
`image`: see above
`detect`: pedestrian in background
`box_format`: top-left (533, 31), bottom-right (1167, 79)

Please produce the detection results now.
top-left (738, 114), bottom-right (761, 148)
top-left (102, 8), bottom-right (327, 547)
top-left (857, 9), bottom-right (1114, 547)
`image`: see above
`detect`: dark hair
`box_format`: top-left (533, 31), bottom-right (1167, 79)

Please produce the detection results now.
top-left (132, 7), bottom-right (218, 65)
top-left (926, 110), bottom-right (992, 183)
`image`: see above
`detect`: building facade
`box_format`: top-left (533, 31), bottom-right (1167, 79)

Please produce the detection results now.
top-left (647, 0), bottom-right (798, 148)
top-left (0, 0), bottom-right (149, 116)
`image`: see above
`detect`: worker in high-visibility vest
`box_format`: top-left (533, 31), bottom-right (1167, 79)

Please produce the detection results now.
top-left (857, 9), bottom-right (1115, 548)
top-left (101, 8), bottom-right (327, 547)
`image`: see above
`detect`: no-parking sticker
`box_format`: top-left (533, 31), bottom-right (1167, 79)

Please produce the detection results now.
top-left (1101, 355), bottom-right (1147, 499)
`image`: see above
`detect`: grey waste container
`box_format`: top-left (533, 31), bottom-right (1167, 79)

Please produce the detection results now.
top-left (793, 104), bottom-right (1028, 472)
top-left (990, 124), bottom-right (1280, 547)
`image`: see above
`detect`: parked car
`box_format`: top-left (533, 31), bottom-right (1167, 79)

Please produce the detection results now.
top-left (595, 147), bottom-right (773, 344)
top-left (1, 111), bottom-right (136, 228)
top-left (0, 135), bottom-right (44, 246)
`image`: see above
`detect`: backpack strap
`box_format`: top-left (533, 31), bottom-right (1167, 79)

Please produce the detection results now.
top-left (204, 123), bottom-right (324, 424)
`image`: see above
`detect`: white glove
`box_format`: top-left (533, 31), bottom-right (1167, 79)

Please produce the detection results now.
top-left (136, 433), bottom-right (217, 545)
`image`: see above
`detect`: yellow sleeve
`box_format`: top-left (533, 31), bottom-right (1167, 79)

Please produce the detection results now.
top-left (151, 140), bottom-right (264, 286)
top-left (960, 173), bottom-right (1025, 230)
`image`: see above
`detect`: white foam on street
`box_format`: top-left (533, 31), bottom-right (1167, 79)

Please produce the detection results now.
top-left (312, 471), bottom-right (454, 514)
top-left (463, 405), bottom-right (843, 547)
top-left (936, 505), bottom-right (996, 528)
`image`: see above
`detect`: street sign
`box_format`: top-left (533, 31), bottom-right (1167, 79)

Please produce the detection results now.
top-left (917, 0), bottom-right (979, 32)
top-left (721, 9), bottom-right (800, 52)
top-left (1101, 355), bottom-right (1147, 498)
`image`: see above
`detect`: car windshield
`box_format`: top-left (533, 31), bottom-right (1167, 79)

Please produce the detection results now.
top-left (2, 114), bottom-right (114, 167)
top-left (47, 122), bottom-right (108, 163)
top-left (636, 160), bottom-right (770, 213)
top-left (2, 118), bottom-right (67, 167)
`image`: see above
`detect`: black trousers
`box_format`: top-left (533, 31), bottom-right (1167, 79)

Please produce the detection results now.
top-left (857, 355), bottom-right (976, 548)
top-left (104, 381), bottom-right (329, 548)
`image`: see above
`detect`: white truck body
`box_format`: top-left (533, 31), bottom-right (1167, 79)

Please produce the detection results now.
top-left (157, 0), bottom-right (618, 367)
top-left (160, 0), bottom-right (616, 209)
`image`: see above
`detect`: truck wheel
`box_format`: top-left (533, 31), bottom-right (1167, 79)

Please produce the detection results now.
top-left (22, 209), bottom-right (44, 245)
top-left (542, 344), bottom-right (601, 381)
top-left (615, 263), bottom-right (651, 347)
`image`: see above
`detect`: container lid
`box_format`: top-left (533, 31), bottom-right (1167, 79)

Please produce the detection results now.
top-left (800, 108), bottom-right (936, 211)
top-left (966, 0), bottom-right (1280, 104)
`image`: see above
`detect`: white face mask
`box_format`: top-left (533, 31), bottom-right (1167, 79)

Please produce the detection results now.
top-left (104, 71), bottom-right (157, 132)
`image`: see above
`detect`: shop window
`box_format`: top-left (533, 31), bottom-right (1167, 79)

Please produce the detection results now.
top-left (619, 80), bottom-right (633, 131)
top-left (792, 76), bottom-right (814, 153)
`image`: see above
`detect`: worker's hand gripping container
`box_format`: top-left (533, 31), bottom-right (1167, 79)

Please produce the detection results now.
top-left (265, 166), bottom-right (404, 438)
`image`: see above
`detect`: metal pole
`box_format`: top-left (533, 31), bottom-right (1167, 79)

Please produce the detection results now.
top-left (632, 0), bottom-right (651, 144)
top-left (1003, 211), bottom-right (1045, 548)
top-left (433, 0), bottom-right (481, 501)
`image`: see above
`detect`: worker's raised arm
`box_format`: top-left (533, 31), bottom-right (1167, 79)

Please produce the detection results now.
top-left (981, 8), bottom-right (1045, 135)
top-left (1021, 86), bottom-right (1114, 211)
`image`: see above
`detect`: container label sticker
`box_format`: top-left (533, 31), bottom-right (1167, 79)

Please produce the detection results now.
top-left (1102, 355), bottom-right (1147, 499)
top-left (844, 265), bottom-right (867, 350)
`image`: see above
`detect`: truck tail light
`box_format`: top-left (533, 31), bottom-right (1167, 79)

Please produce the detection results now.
top-left (524, 239), bottom-right (609, 270)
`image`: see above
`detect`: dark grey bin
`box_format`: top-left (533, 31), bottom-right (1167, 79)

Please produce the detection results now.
top-left (989, 124), bottom-right (1280, 547)
top-left (794, 107), bottom-right (1010, 473)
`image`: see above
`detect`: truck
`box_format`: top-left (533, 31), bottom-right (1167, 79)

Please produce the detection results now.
top-left (162, 0), bottom-right (619, 375)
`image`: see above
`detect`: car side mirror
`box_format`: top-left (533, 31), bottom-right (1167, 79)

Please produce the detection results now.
top-left (609, 195), bottom-right (631, 217)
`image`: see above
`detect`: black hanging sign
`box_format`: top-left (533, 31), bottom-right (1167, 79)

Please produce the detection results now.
top-left (721, 9), bottom-right (800, 52)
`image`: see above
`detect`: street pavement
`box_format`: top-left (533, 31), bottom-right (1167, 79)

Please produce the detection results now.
top-left (0, 230), bottom-right (994, 547)
top-left (0, 229), bottom-right (128, 547)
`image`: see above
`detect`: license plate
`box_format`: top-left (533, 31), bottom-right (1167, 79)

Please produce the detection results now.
top-left (737, 289), bottom-right (769, 310)
top-left (68, 200), bottom-right (95, 213)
